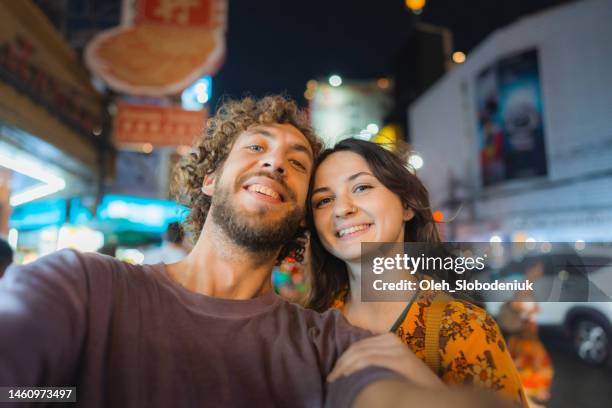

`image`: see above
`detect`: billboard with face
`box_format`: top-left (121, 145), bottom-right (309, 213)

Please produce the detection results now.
top-left (476, 49), bottom-right (548, 187)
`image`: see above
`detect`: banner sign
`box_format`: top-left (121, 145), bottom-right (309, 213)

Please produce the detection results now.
top-left (475, 49), bottom-right (548, 187)
top-left (113, 103), bottom-right (205, 146)
top-left (0, 1), bottom-right (102, 139)
top-left (85, 0), bottom-right (226, 96)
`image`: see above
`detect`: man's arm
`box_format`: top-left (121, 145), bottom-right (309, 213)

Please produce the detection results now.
top-left (0, 250), bottom-right (89, 386)
top-left (353, 379), bottom-right (516, 408)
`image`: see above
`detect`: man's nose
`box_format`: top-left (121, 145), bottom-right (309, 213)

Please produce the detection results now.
top-left (261, 150), bottom-right (285, 175)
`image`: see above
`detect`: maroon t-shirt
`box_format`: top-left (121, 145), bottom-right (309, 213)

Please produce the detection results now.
top-left (0, 250), bottom-right (398, 407)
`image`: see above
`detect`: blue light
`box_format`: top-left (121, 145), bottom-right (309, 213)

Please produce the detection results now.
top-left (181, 76), bottom-right (212, 111)
top-left (96, 195), bottom-right (188, 232)
top-left (9, 198), bottom-right (67, 230)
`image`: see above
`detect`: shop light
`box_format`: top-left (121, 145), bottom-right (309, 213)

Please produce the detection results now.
top-left (366, 123), bottom-right (379, 134)
top-left (489, 235), bottom-right (502, 243)
top-left (452, 51), bottom-right (466, 64)
top-left (8, 228), bottom-right (18, 249)
top-left (329, 75), bottom-right (342, 87)
top-left (117, 248), bottom-right (145, 265)
top-left (0, 152), bottom-right (66, 206)
top-left (525, 237), bottom-right (537, 250)
top-left (57, 225), bottom-right (104, 252)
top-left (182, 76), bottom-right (212, 111)
top-left (408, 153), bottom-right (424, 170)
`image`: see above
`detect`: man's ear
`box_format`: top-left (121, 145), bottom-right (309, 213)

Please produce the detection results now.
top-left (201, 174), bottom-right (216, 197)
top-left (403, 207), bottom-right (415, 222)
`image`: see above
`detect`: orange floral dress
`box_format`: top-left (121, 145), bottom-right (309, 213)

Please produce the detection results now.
top-left (333, 289), bottom-right (528, 407)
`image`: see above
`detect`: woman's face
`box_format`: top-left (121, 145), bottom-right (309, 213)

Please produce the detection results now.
top-left (311, 151), bottom-right (413, 264)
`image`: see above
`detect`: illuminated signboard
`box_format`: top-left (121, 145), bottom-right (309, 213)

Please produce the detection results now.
top-left (96, 195), bottom-right (188, 232)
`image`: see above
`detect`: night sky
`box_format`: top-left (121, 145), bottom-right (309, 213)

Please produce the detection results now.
top-left (37, 0), bottom-right (570, 107)
top-left (212, 0), bottom-right (569, 107)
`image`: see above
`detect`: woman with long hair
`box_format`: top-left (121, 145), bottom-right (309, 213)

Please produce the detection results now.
top-left (307, 138), bottom-right (528, 407)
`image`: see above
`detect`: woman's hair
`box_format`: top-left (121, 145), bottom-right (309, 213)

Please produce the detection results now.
top-left (306, 138), bottom-right (441, 312)
top-left (173, 95), bottom-right (322, 263)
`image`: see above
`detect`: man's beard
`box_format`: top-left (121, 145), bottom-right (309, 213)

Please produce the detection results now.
top-left (210, 175), bottom-right (304, 253)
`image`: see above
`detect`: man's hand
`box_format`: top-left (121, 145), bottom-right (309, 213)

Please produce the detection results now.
top-left (328, 333), bottom-right (444, 388)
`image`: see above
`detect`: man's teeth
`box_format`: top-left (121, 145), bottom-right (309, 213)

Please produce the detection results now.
top-left (248, 184), bottom-right (280, 200)
top-left (338, 224), bottom-right (370, 237)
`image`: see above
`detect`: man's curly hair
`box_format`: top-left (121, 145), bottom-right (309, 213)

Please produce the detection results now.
top-left (173, 95), bottom-right (322, 263)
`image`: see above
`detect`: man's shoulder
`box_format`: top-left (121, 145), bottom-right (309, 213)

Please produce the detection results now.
top-left (279, 300), bottom-right (371, 343)
top-left (5, 249), bottom-right (153, 287)
top-left (279, 298), bottom-right (348, 323)
top-left (34, 248), bottom-right (130, 275)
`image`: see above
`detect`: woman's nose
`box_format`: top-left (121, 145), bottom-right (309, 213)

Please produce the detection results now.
top-left (334, 197), bottom-right (357, 218)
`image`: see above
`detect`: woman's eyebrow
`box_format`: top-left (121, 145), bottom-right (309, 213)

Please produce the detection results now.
top-left (347, 171), bottom-right (373, 182)
top-left (311, 186), bottom-right (330, 196)
top-left (311, 172), bottom-right (373, 197)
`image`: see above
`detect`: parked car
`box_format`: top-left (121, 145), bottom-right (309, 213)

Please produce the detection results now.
top-left (483, 244), bottom-right (612, 366)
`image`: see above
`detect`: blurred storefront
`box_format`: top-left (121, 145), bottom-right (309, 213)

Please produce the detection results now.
top-left (308, 78), bottom-right (392, 148)
top-left (0, 0), bottom-right (114, 259)
top-left (408, 0), bottom-right (612, 242)
top-left (1, 1), bottom-right (225, 263)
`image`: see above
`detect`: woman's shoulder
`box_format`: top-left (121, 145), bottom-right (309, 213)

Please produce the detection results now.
top-left (397, 290), bottom-right (505, 350)
top-left (398, 290), bottom-right (527, 407)
top-left (410, 290), bottom-right (494, 324)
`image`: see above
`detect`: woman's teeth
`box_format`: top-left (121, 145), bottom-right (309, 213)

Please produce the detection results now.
top-left (337, 224), bottom-right (370, 237)
top-left (247, 184), bottom-right (280, 200)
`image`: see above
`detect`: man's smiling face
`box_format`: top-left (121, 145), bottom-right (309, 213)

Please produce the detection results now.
top-left (204, 123), bottom-right (314, 252)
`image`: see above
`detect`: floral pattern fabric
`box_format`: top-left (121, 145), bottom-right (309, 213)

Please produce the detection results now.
top-left (333, 289), bottom-right (528, 407)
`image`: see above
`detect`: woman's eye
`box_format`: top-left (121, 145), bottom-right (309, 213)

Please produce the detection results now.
top-left (354, 184), bottom-right (373, 193)
top-left (290, 159), bottom-right (306, 170)
top-left (314, 197), bottom-right (333, 209)
top-left (247, 145), bottom-right (264, 152)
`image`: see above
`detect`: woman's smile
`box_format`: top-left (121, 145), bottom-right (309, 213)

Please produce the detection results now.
top-left (312, 151), bottom-right (411, 263)
top-left (336, 223), bottom-right (373, 239)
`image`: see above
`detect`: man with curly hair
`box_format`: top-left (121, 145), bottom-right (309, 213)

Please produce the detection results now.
top-left (1, 95), bottom-right (506, 408)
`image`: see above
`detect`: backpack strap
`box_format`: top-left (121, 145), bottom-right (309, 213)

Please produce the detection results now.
top-left (424, 292), bottom-right (452, 375)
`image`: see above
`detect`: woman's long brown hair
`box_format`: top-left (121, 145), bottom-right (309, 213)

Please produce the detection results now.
top-left (306, 138), bottom-right (441, 312)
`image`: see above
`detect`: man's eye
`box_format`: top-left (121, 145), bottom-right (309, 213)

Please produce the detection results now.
top-left (314, 197), bottom-right (333, 209)
top-left (247, 145), bottom-right (264, 152)
top-left (290, 159), bottom-right (306, 170)
top-left (354, 184), bottom-right (373, 193)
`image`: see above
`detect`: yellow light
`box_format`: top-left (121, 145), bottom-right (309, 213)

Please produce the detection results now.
top-left (371, 124), bottom-right (400, 151)
top-left (452, 51), bottom-right (466, 64)
top-left (512, 231), bottom-right (527, 242)
top-left (306, 79), bottom-right (318, 90)
top-left (432, 211), bottom-right (444, 222)
top-left (377, 78), bottom-right (390, 89)
top-left (142, 143), bottom-right (153, 153)
top-left (405, 0), bottom-right (426, 11)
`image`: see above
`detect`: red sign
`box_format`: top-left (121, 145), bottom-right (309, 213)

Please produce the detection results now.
top-left (136, 0), bottom-right (223, 28)
top-left (114, 104), bottom-right (206, 147)
top-left (84, 0), bottom-right (226, 96)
